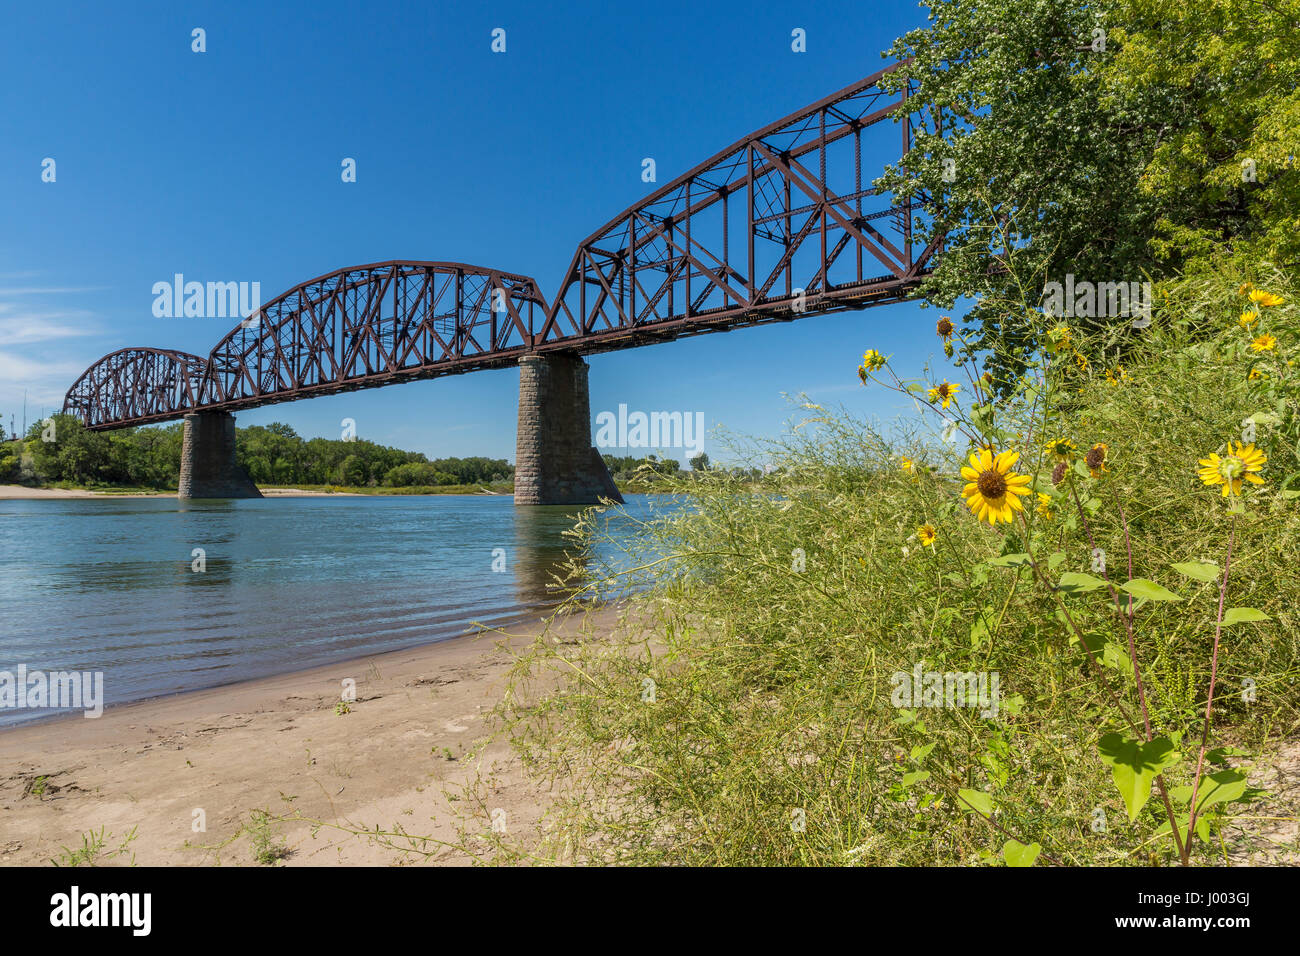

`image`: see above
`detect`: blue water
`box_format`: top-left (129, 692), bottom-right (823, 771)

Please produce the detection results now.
top-left (0, 494), bottom-right (658, 727)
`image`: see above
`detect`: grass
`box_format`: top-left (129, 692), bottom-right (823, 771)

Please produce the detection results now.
top-left (487, 263), bottom-right (1300, 866)
top-left (247, 809), bottom-right (290, 864)
top-left (50, 826), bottom-right (138, 867)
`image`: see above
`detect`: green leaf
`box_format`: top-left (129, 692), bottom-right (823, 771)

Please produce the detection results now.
top-left (910, 742), bottom-right (936, 763)
top-left (1170, 561), bottom-right (1220, 583)
top-left (901, 770), bottom-right (931, 787)
top-left (1002, 839), bottom-right (1041, 867)
top-left (988, 552), bottom-right (1031, 567)
top-left (1103, 642), bottom-right (1135, 678)
top-left (1058, 571), bottom-right (1107, 594)
top-left (1047, 551), bottom-right (1066, 571)
top-left (1097, 734), bottom-right (1181, 823)
top-left (1120, 578), bottom-right (1183, 602)
top-left (957, 788), bottom-right (994, 818)
top-left (1155, 811), bottom-right (1209, 843)
top-left (1168, 771), bottom-right (1248, 814)
top-left (1205, 747), bottom-right (1249, 765)
top-left (1221, 607), bottom-right (1270, 626)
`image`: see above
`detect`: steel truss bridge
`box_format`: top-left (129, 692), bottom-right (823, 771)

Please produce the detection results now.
top-left (65, 64), bottom-right (937, 429)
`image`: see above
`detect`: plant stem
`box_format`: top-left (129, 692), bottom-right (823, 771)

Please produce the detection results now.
top-left (1182, 512), bottom-right (1237, 864)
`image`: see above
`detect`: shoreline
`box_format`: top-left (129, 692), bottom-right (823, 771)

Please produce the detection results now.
top-left (0, 484), bottom-right (361, 499)
top-left (0, 484), bottom-right (658, 500)
top-left (0, 604), bottom-right (555, 735)
top-left (0, 605), bottom-right (619, 866)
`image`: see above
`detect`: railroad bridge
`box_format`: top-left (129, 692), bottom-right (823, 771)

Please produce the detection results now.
top-left (63, 65), bottom-right (937, 503)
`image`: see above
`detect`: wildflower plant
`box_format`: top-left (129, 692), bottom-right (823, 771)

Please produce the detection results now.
top-left (852, 261), bottom-right (1294, 865)
top-left (482, 265), bottom-right (1298, 869)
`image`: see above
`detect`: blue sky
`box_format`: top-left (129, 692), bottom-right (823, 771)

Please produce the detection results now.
top-left (0, 0), bottom-right (949, 462)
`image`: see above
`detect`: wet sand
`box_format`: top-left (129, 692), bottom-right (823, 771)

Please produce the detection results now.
top-left (0, 607), bottom-right (616, 866)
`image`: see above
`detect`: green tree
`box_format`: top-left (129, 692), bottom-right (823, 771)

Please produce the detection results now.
top-left (339, 454), bottom-right (367, 486)
top-left (876, 0), bottom-right (1300, 378)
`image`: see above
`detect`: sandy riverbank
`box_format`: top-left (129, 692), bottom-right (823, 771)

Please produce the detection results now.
top-left (0, 485), bottom-right (357, 499)
top-left (0, 607), bottom-right (618, 866)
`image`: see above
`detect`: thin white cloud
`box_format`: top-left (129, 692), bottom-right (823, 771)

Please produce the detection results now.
top-left (0, 284), bottom-right (107, 414)
top-left (0, 309), bottom-right (98, 346)
top-left (0, 351), bottom-right (87, 408)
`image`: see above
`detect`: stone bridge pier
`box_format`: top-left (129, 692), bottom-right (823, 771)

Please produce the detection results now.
top-left (515, 353), bottom-right (623, 506)
top-left (178, 411), bottom-right (263, 499)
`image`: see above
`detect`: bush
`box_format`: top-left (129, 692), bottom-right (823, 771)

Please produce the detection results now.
top-left (383, 462), bottom-right (456, 486)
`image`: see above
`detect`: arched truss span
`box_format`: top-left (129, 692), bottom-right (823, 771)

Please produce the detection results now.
top-left (63, 67), bottom-right (939, 430)
top-left (198, 261), bottom-right (548, 410)
top-left (63, 348), bottom-right (208, 429)
top-left (537, 62), bottom-right (937, 351)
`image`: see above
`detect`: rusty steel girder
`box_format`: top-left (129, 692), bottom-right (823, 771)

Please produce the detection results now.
top-left (197, 261), bottom-right (547, 412)
top-left (63, 262), bottom-right (549, 428)
top-left (64, 347), bottom-right (208, 429)
top-left (537, 62), bottom-right (935, 352)
top-left (63, 67), bottom-right (935, 430)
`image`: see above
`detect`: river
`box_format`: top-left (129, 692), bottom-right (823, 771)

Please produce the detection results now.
top-left (0, 494), bottom-right (659, 727)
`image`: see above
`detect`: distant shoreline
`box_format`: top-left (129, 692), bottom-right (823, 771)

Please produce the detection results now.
top-left (0, 484), bottom-right (360, 499)
top-left (0, 483), bottom-right (655, 500)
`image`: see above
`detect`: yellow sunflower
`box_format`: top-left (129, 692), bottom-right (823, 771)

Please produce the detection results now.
top-left (1237, 281), bottom-right (1253, 296)
top-left (1046, 325), bottom-right (1071, 354)
top-left (1239, 311), bottom-right (1259, 329)
top-left (1036, 493), bottom-right (1055, 519)
top-left (1248, 368), bottom-right (1266, 382)
top-left (936, 316), bottom-right (955, 341)
top-left (1197, 442), bottom-right (1267, 497)
top-left (1043, 437), bottom-right (1077, 461)
top-left (900, 456), bottom-right (918, 477)
top-left (928, 381), bottom-right (959, 409)
top-left (1249, 289), bottom-right (1285, 308)
top-left (1250, 333), bottom-right (1278, 353)
top-left (860, 349), bottom-right (887, 373)
top-left (917, 524), bottom-right (937, 548)
top-left (1086, 442), bottom-right (1109, 478)
top-left (960, 448), bottom-right (1033, 525)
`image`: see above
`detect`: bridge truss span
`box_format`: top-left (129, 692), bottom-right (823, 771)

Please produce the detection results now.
top-left (63, 347), bottom-right (209, 430)
top-left (199, 260), bottom-right (549, 411)
top-left (62, 67), bottom-right (937, 431)
top-left (537, 62), bottom-right (936, 352)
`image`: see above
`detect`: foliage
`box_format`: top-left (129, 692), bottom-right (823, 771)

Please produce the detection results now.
top-left (876, 0), bottom-right (1300, 379)
top-left (489, 264), bottom-right (1299, 866)
top-left (13, 416), bottom-right (510, 490)
top-left (602, 453), bottom-right (683, 484)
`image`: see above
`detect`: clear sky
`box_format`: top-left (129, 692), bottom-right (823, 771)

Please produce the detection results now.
top-left (0, 0), bottom-right (950, 462)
